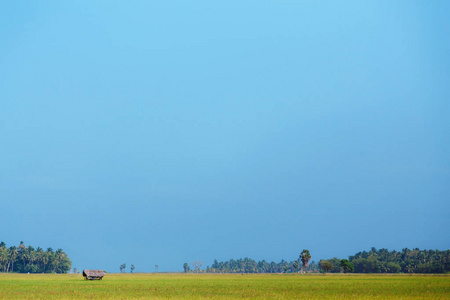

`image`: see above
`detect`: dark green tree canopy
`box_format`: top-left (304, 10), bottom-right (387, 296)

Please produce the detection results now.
top-left (319, 260), bottom-right (334, 273)
top-left (340, 259), bottom-right (354, 273)
top-left (350, 248), bottom-right (450, 274)
top-left (183, 263), bottom-right (190, 273)
top-left (206, 258), bottom-right (319, 273)
top-left (0, 242), bottom-right (71, 273)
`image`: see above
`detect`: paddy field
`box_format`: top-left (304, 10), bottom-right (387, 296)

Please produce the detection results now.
top-left (0, 273), bottom-right (448, 299)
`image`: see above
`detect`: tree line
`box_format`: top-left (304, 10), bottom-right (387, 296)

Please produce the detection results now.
top-left (204, 258), bottom-right (319, 273)
top-left (0, 241), bottom-right (71, 273)
top-left (200, 250), bottom-right (316, 273)
top-left (348, 247), bottom-right (450, 273)
top-left (199, 248), bottom-right (449, 274)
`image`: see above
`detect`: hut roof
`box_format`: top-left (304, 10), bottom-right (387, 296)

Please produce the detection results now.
top-left (83, 270), bottom-right (105, 277)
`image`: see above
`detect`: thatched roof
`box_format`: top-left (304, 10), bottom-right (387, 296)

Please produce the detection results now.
top-left (83, 270), bottom-right (105, 277)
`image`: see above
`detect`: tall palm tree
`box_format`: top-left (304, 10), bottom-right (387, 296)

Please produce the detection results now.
top-left (35, 247), bottom-right (43, 271)
top-left (120, 263), bottom-right (126, 273)
top-left (0, 248), bottom-right (8, 272)
top-left (42, 253), bottom-right (49, 273)
top-left (300, 249), bottom-right (311, 273)
top-left (52, 249), bottom-right (64, 273)
top-left (9, 246), bottom-right (17, 272)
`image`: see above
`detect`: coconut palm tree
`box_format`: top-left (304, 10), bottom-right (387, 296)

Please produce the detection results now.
top-left (9, 247), bottom-right (18, 272)
top-left (42, 253), bottom-right (49, 273)
top-left (0, 247), bottom-right (8, 272)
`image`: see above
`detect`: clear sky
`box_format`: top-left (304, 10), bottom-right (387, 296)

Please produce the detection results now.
top-left (1, 1), bottom-right (449, 273)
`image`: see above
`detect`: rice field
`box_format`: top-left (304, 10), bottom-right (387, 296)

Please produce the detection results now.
top-left (0, 273), bottom-right (448, 299)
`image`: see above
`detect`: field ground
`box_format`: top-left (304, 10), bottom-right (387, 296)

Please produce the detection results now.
top-left (0, 273), bottom-right (449, 299)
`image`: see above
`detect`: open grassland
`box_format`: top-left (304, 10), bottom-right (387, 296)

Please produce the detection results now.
top-left (0, 273), bottom-right (448, 299)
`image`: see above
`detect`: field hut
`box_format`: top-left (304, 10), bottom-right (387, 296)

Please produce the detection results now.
top-left (82, 270), bottom-right (105, 280)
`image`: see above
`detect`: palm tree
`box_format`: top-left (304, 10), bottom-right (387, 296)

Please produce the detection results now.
top-left (0, 247), bottom-right (8, 272)
top-left (42, 253), bottom-right (49, 273)
top-left (183, 263), bottom-right (190, 273)
top-left (53, 249), bottom-right (64, 273)
top-left (300, 249), bottom-right (311, 273)
top-left (9, 246), bottom-right (18, 273)
top-left (35, 247), bottom-right (43, 271)
top-left (120, 263), bottom-right (126, 273)
top-left (18, 242), bottom-right (27, 271)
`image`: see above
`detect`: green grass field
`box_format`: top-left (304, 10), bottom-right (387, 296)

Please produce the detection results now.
top-left (0, 273), bottom-right (448, 299)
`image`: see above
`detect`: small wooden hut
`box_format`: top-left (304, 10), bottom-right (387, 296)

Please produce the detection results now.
top-left (82, 269), bottom-right (105, 280)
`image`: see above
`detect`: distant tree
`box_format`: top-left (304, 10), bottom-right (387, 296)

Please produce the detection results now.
top-left (73, 268), bottom-right (77, 274)
top-left (340, 259), bottom-right (354, 273)
top-left (18, 242), bottom-right (27, 272)
top-left (52, 248), bottom-right (71, 273)
top-left (319, 260), bottom-right (334, 273)
top-left (320, 257), bottom-right (342, 273)
top-left (352, 258), bottom-right (382, 273)
top-left (300, 250), bottom-right (311, 273)
top-left (9, 246), bottom-right (18, 272)
top-left (42, 253), bottom-right (49, 273)
top-left (308, 260), bottom-right (319, 272)
top-left (183, 263), bottom-right (190, 273)
top-left (192, 261), bottom-right (203, 273)
top-left (0, 246), bottom-right (9, 272)
top-left (130, 264), bottom-right (135, 273)
top-left (385, 262), bottom-right (401, 273)
top-left (120, 263), bottom-right (126, 273)
top-left (293, 260), bottom-right (300, 273)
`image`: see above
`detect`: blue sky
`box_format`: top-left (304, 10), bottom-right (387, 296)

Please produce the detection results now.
top-left (1, 1), bottom-right (449, 272)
